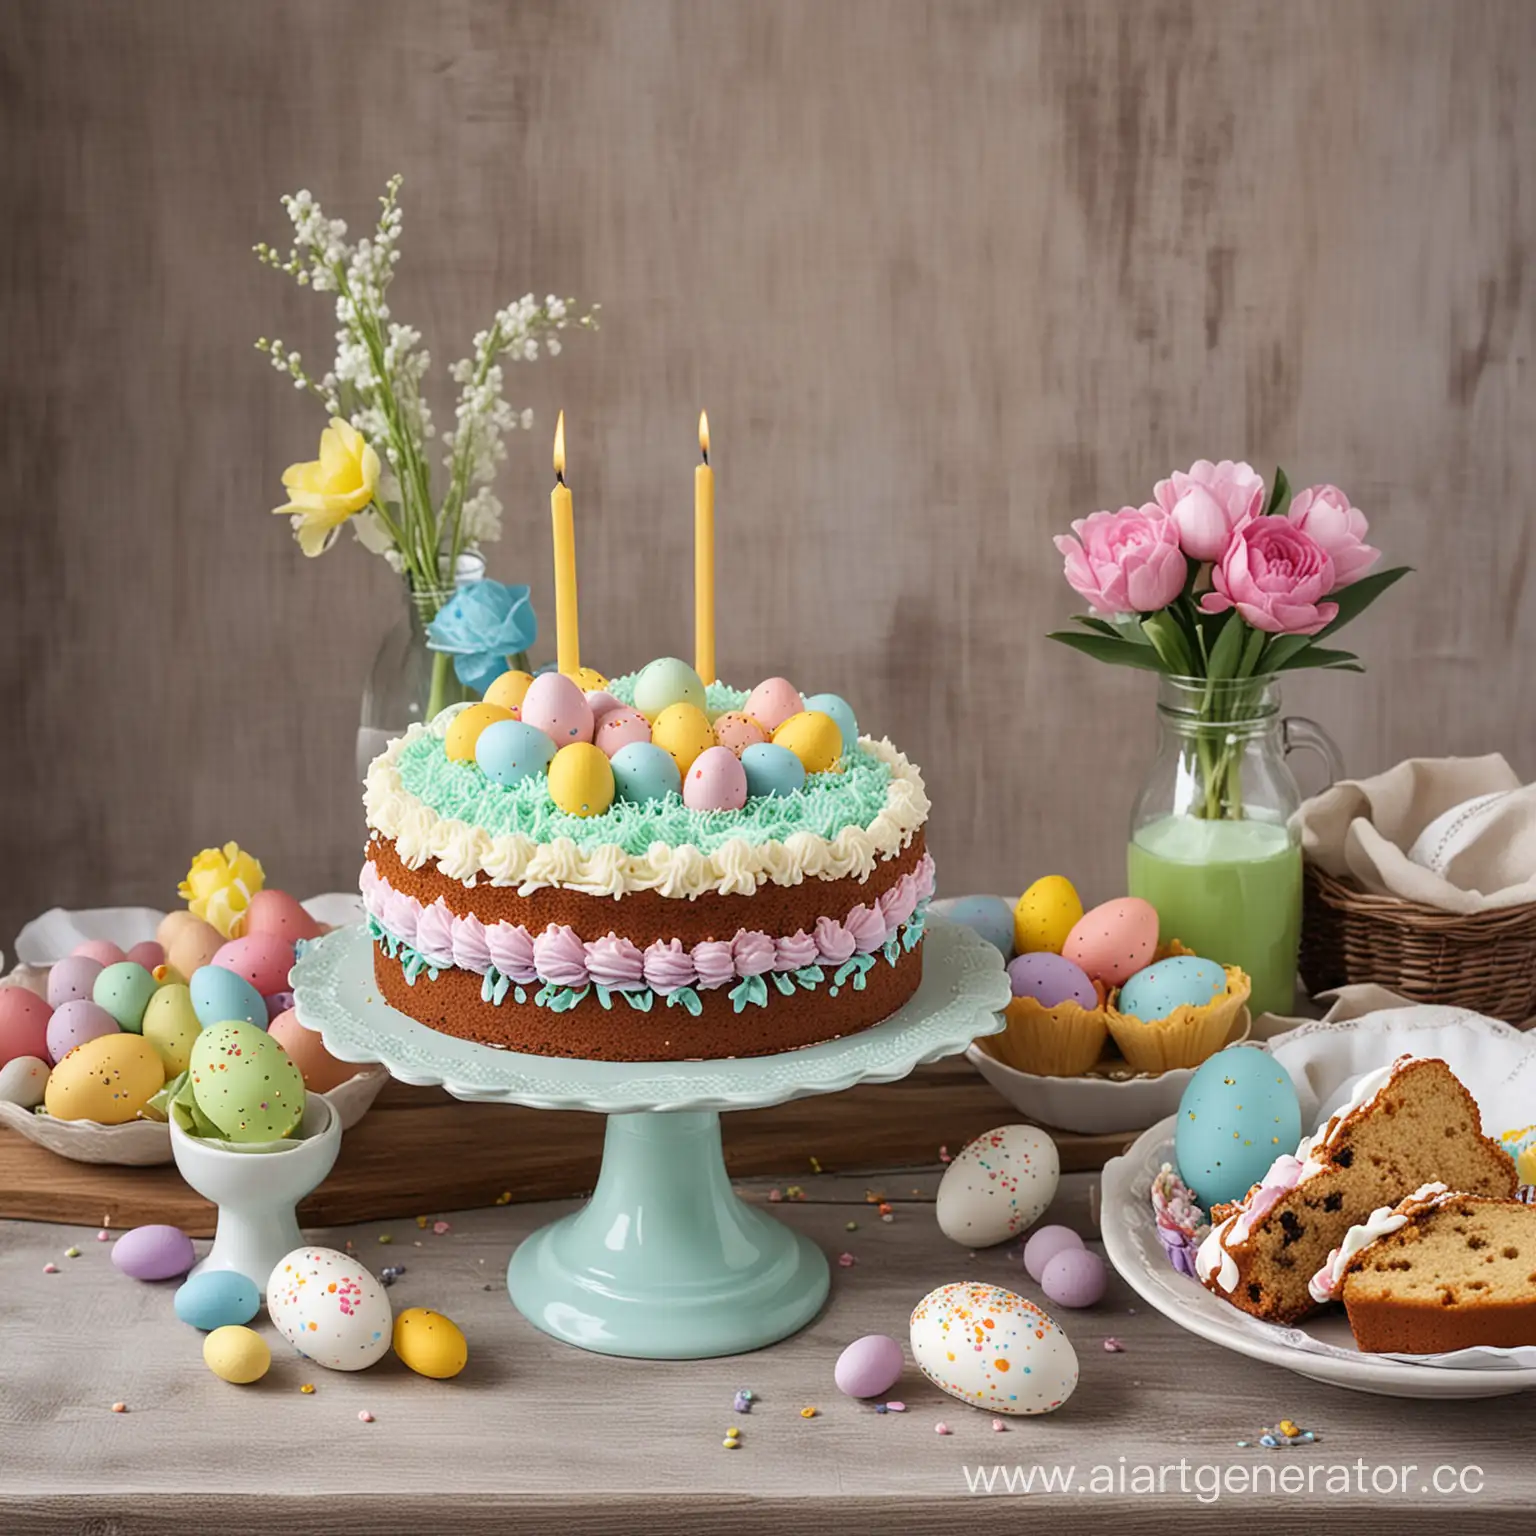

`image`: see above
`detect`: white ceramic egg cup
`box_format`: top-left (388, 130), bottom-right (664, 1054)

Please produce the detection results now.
top-left (170, 1097), bottom-right (340, 1295)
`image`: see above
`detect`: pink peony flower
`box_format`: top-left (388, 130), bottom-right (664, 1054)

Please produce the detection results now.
top-left (1200, 516), bottom-right (1339, 635)
top-left (1055, 504), bottom-right (1187, 615)
top-left (1286, 484), bottom-right (1379, 589)
top-left (1153, 460), bottom-right (1266, 562)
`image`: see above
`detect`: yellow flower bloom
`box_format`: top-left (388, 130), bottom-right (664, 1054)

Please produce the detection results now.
top-left (178, 843), bottom-right (266, 939)
top-left (273, 417), bottom-right (381, 557)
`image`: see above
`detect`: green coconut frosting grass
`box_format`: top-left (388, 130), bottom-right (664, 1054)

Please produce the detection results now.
top-left (395, 673), bottom-right (892, 855)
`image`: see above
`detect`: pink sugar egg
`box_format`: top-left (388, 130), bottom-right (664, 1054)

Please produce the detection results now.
top-left (585, 689), bottom-right (622, 718)
top-left (243, 889), bottom-right (322, 944)
top-left (743, 677), bottom-right (805, 733)
top-left (167, 918), bottom-right (224, 979)
top-left (521, 672), bottom-right (595, 746)
top-left (211, 934), bottom-right (296, 999)
top-left (47, 1000), bottom-right (120, 1065)
top-left (268, 1008), bottom-right (366, 1093)
top-left (682, 745), bottom-right (749, 812)
top-left (127, 941), bottom-right (165, 972)
top-left (0, 987), bottom-right (53, 1067)
top-left (711, 711), bottom-right (769, 758)
top-left (593, 706), bottom-right (652, 758)
top-left (47, 955), bottom-right (104, 1009)
top-left (72, 940), bottom-right (127, 967)
top-left (1062, 897), bottom-right (1159, 986)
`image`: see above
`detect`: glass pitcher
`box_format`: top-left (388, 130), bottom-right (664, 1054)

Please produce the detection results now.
top-left (1126, 675), bottom-right (1343, 1017)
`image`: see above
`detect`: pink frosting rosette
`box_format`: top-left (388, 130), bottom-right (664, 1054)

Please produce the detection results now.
top-left (693, 940), bottom-right (736, 991)
top-left (486, 922), bottom-right (538, 984)
top-left (587, 934), bottom-right (645, 991)
top-left (913, 855), bottom-right (936, 903)
top-left (415, 899), bottom-right (457, 967)
top-left (642, 938), bottom-right (697, 995)
top-left (814, 916), bottom-right (857, 966)
top-left (775, 930), bottom-right (819, 971)
top-left (534, 925), bottom-right (589, 989)
top-left (844, 903), bottom-right (887, 954)
top-left (451, 911), bottom-right (492, 973)
top-left (732, 930), bottom-right (776, 977)
top-left (879, 873), bottom-right (918, 933)
top-left (380, 886), bottom-right (420, 948)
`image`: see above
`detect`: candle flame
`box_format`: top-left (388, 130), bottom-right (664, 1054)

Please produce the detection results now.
top-left (698, 410), bottom-right (710, 463)
top-left (553, 410), bottom-right (566, 480)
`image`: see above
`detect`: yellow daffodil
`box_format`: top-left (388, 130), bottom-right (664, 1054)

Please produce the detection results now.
top-left (178, 843), bottom-right (266, 939)
top-left (273, 417), bottom-right (381, 556)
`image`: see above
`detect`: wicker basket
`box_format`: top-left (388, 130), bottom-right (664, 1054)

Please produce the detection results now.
top-left (1300, 862), bottom-right (1536, 1025)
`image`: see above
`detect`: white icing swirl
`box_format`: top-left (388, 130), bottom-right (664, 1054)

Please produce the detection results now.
top-left (1195, 1214), bottom-right (1240, 1293)
top-left (1307, 1182), bottom-right (1450, 1305)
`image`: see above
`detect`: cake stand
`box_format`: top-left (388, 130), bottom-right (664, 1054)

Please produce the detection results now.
top-left (292, 916), bottom-right (1008, 1359)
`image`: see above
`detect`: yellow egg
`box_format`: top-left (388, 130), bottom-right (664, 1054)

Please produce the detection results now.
top-left (772, 710), bottom-right (843, 774)
top-left (569, 666), bottom-right (609, 693)
top-left (203, 1325), bottom-right (271, 1385)
top-left (548, 743), bottom-right (616, 818)
top-left (650, 703), bottom-right (717, 776)
top-left (141, 982), bottom-right (201, 1075)
top-left (1013, 876), bottom-right (1085, 956)
top-left (445, 702), bottom-right (515, 762)
top-left (44, 1033), bottom-right (165, 1124)
top-left (483, 670), bottom-right (534, 712)
top-left (393, 1307), bottom-right (469, 1379)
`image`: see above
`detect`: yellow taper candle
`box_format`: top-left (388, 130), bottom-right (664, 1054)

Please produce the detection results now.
top-left (551, 410), bottom-right (580, 676)
top-left (695, 410), bottom-right (716, 685)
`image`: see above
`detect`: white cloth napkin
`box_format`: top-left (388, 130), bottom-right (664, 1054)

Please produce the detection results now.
top-left (1296, 754), bottom-right (1536, 912)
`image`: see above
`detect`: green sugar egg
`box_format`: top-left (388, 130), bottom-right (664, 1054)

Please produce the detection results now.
top-left (188, 1019), bottom-right (305, 1142)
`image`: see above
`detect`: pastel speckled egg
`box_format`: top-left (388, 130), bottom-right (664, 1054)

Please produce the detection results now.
top-left (1013, 876), bottom-right (1084, 956)
top-left (393, 1307), bottom-right (469, 1379)
top-left (157, 909), bottom-right (203, 951)
top-left (127, 941), bottom-right (165, 972)
top-left (569, 665), bottom-right (609, 694)
top-left (189, 965), bottom-right (268, 1030)
top-left (929, 895), bottom-right (1014, 958)
top-left (1174, 1048), bottom-right (1302, 1208)
top-left (269, 1009), bottom-right (365, 1093)
top-left (113, 1224), bottom-right (197, 1280)
top-left (92, 962), bottom-right (158, 1034)
top-left (475, 718), bottom-right (556, 787)
top-left (167, 918), bottom-right (226, 979)
top-left (740, 742), bottom-right (807, 799)
top-left (0, 1055), bottom-right (50, 1109)
top-left (610, 742), bottom-right (682, 805)
top-left (1117, 955), bottom-right (1227, 1022)
top-left (520, 672), bottom-right (595, 746)
top-left (711, 711), bottom-right (768, 758)
top-left (1062, 897), bottom-right (1158, 986)
top-left (1040, 1248), bottom-right (1107, 1309)
top-left (483, 669), bottom-right (535, 713)
top-left (548, 742), bottom-right (616, 818)
top-left (633, 657), bottom-right (707, 721)
top-left (267, 1247), bottom-right (393, 1372)
top-left (801, 692), bottom-right (859, 754)
top-left (650, 703), bottom-right (716, 776)
top-left (175, 1269), bottom-right (260, 1331)
top-left (584, 689), bottom-right (622, 718)
top-left (593, 706), bottom-right (653, 759)
top-left (772, 710), bottom-right (843, 774)
top-left (683, 746), bottom-right (749, 812)
top-left (203, 1325), bottom-right (270, 1385)
top-left (743, 677), bottom-right (804, 732)
top-left (1022, 1224), bottom-right (1084, 1283)
top-left (211, 934), bottom-right (295, 1000)
top-left (910, 1283), bottom-right (1078, 1416)
top-left (243, 890), bottom-right (323, 944)
top-left (141, 984), bottom-right (202, 1075)
top-left (43, 1033), bottom-right (164, 1123)
top-left (188, 1019), bottom-right (305, 1141)
top-left (1006, 952), bottom-right (1096, 1010)
top-left (71, 940), bottom-right (127, 967)
top-left (935, 1124), bottom-right (1060, 1247)
top-left (445, 701), bottom-right (516, 761)
top-left (46, 1000), bottom-right (120, 1065)
top-left (47, 955), bottom-right (104, 1008)
top-left (834, 1333), bottom-right (904, 1399)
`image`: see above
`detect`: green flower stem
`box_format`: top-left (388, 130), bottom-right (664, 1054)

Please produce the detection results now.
top-left (426, 648), bottom-right (455, 723)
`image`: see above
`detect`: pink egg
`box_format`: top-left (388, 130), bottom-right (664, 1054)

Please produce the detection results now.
top-left (743, 677), bottom-right (805, 733)
top-left (682, 745), bottom-right (749, 812)
top-left (711, 711), bottom-right (769, 758)
top-left (47, 955), bottom-right (104, 1009)
top-left (584, 689), bottom-right (622, 718)
top-left (211, 933), bottom-right (297, 999)
top-left (593, 706), bottom-right (652, 758)
top-left (47, 1000), bottom-right (120, 1065)
top-left (1041, 1247), bottom-right (1108, 1309)
top-left (243, 889), bottom-right (322, 944)
top-left (268, 1008), bottom-right (365, 1093)
top-left (521, 672), bottom-right (595, 746)
top-left (127, 940), bottom-right (165, 971)
top-left (0, 987), bottom-right (53, 1067)
top-left (1063, 897), bottom-right (1159, 986)
top-left (72, 940), bottom-right (127, 967)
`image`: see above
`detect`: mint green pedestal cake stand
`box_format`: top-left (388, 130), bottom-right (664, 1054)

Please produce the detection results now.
top-left (293, 917), bottom-right (1008, 1360)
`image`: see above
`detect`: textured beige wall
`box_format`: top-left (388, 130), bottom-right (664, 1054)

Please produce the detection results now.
top-left (2, 0), bottom-right (1534, 946)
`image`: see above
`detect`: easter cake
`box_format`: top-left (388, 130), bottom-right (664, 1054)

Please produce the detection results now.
top-left (361, 661), bottom-right (932, 1062)
top-left (1194, 1056), bottom-right (1518, 1324)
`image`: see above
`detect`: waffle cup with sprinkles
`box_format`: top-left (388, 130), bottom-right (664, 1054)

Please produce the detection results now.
top-left (1105, 946), bottom-right (1252, 1076)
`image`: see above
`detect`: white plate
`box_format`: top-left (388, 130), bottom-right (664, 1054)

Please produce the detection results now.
top-left (1101, 1117), bottom-right (1536, 1399)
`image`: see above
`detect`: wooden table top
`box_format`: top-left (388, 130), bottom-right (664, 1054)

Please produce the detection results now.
top-left (2, 1168), bottom-right (1528, 1533)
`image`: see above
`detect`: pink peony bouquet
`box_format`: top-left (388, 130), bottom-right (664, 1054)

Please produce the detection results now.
top-left (1050, 461), bottom-right (1409, 680)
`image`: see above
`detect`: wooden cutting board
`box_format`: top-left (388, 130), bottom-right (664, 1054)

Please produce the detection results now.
top-left (0, 1060), bottom-right (1134, 1234)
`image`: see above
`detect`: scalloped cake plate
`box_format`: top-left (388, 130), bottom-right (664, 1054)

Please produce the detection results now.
top-left (291, 915), bottom-right (1011, 1115)
top-left (1101, 1118), bottom-right (1536, 1399)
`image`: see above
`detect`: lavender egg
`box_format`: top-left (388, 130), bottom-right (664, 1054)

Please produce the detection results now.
top-left (1007, 952), bottom-right (1097, 1009)
top-left (111, 1223), bottom-right (197, 1282)
top-left (46, 1001), bottom-right (120, 1065)
top-left (520, 672), bottom-right (595, 746)
top-left (834, 1333), bottom-right (905, 1399)
top-left (47, 955), bottom-right (104, 1009)
top-left (1040, 1247), bottom-right (1107, 1309)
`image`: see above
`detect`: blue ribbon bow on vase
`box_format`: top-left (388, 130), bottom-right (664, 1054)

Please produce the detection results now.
top-left (425, 579), bottom-right (539, 696)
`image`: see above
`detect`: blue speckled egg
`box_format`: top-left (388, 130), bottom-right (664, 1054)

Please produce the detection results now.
top-left (740, 742), bottom-right (807, 799)
top-left (1174, 1048), bottom-right (1302, 1207)
top-left (476, 718), bottom-right (557, 787)
top-left (175, 1269), bottom-right (261, 1331)
top-left (930, 895), bottom-right (1015, 959)
top-left (189, 964), bottom-right (269, 1031)
top-left (801, 692), bottom-right (858, 754)
top-left (610, 741), bottom-right (683, 805)
top-left (1118, 956), bottom-right (1227, 1022)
